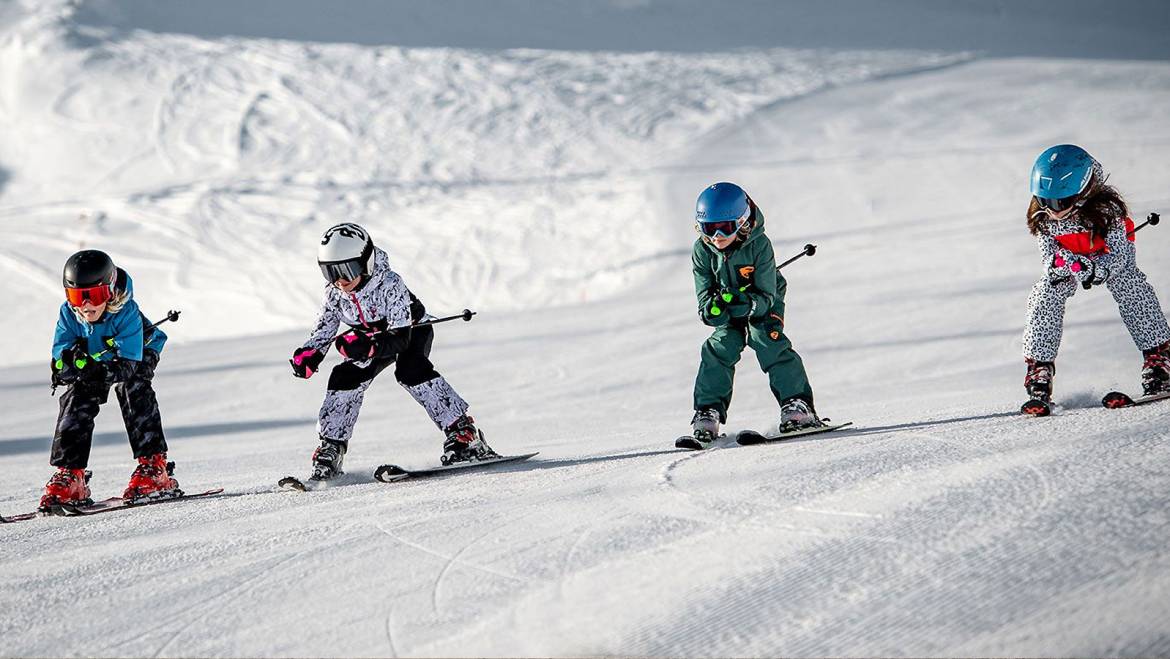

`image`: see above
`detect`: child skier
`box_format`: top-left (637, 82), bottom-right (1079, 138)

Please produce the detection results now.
top-left (1021, 144), bottom-right (1170, 414)
top-left (688, 182), bottom-right (818, 446)
top-left (289, 222), bottom-right (495, 481)
top-left (43, 250), bottom-right (177, 512)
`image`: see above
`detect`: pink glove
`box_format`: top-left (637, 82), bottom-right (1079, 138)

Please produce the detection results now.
top-left (290, 347), bottom-right (324, 379)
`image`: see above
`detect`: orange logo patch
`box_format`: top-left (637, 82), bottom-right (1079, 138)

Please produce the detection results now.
top-left (738, 266), bottom-right (755, 279)
top-left (769, 330), bottom-right (780, 340)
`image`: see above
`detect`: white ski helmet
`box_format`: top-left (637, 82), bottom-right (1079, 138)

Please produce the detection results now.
top-left (318, 223), bottom-right (375, 283)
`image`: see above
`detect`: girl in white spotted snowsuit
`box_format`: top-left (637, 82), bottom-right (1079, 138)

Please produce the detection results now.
top-left (289, 223), bottom-right (496, 482)
top-left (1022, 145), bottom-right (1170, 410)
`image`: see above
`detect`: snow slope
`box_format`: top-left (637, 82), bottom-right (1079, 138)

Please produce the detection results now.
top-left (2, 1), bottom-right (1170, 656)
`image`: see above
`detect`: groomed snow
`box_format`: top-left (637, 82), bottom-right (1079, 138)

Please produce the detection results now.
top-left (1, 1), bottom-right (1169, 656)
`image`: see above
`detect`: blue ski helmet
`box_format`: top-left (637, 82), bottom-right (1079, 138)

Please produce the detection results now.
top-left (696, 182), bottom-right (749, 222)
top-left (1030, 144), bottom-right (1099, 212)
top-left (695, 182), bottom-right (751, 238)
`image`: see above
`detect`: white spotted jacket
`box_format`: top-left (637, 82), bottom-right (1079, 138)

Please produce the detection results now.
top-left (301, 247), bottom-right (422, 355)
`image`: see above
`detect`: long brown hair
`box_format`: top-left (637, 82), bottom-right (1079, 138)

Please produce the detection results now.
top-left (1027, 183), bottom-right (1129, 236)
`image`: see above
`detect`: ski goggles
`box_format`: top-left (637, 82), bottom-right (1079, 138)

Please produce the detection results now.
top-left (1035, 193), bottom-right (1082, 214)
top-left (697, 206), bottom-right (751, 239)
top-left (319, 258), bottom-right (366, 284)
top-left (64, 284), bottom-right (112, 308)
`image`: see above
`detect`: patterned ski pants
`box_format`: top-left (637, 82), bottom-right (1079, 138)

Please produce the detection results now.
top-left (1023, 265), bottom-right (1170, 362)
top-left (51, 368), bottom-right (167, 469)
top-left (317, 325), bottom-right (469, 442)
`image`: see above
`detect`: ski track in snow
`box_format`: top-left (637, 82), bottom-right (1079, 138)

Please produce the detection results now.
top-left (3, 1), bottom-right (1170, 656)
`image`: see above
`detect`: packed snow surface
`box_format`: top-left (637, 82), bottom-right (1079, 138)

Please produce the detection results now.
top-left (1, 1), bottom-right (1169, 656)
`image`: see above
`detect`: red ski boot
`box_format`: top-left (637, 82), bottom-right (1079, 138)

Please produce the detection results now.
top-left (1142, 342), bottom-right (1170, 396)
top-left (122, 453), bottom-right (182, 502)
top-left (39, 467), bottom-right (93, 513)
top-left (1022, 359), bottom-right (1056, 416)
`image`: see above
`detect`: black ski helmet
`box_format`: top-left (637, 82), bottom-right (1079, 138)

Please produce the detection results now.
top-left (63, 250), bottom-right (116, 289)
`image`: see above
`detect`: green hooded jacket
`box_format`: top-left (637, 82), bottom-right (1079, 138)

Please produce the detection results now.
top-left (691, 205), bottom-right (785, 327)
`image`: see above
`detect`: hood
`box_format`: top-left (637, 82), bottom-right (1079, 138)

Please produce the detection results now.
top-left (115, 267), bottom-right (135, 298)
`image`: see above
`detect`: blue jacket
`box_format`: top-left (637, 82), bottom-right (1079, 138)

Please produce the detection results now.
top-left (52, 269), bottom-right (166, 362)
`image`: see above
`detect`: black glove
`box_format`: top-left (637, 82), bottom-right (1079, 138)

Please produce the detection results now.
top-left (290, 347), bottom-right (324, 379)
top-left (335, 329), bottom-right (378, 360)
top-left (137, 350), bottom-right (160, 380)
top-left (375, 328), bottom-right (411, 358)
top-left (51, 357), bottom-right (76, 387)
top-left (701, 291), bottom-right (733, 327)
top-left (52, 342), bottom-right (90, 386)
top-left (77, 360), bottom-right (110, 385)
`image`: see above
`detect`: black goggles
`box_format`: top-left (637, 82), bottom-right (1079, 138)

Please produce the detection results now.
top-left (319, 259), bottom-right (366, 283)
top-left (1036, 193), bottom-right (1081, 213)
top-left (698, 219), bottom-right (741, 238)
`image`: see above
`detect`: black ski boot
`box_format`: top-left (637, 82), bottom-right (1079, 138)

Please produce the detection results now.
top-left (310, 438), bottom-right (347, 481)
top-left (441, 415), bottom-right (498, 465)
top-left (779, 397), bottom-right (824, 432)
top-left (692, 408), bottom-right (721, 444)
top-left (1142, 342), bottom-right (1170, 396)
top-left (1022, 359), bottom-right (1055, 416)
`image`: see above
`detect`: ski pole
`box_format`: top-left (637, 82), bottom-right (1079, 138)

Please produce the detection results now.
top-left (710, 246), bottom-right (818, 317)
top-left (1060, 213), bottom-right (1161, 290)
top-left (52, 310), bottom-right (181, 395)
top-left (85, 310), bottom-right (182, 363)
top-left (776, 243), bottom-right (817, 272)
top-left (1129, 211), bottom-right (1161, 236)
top-left (1079, 212), bottom-right (1160, 289)
top-left (331, 308), bottom-right (476, 342)
top-left (411, 308), bottom-right (477, 329)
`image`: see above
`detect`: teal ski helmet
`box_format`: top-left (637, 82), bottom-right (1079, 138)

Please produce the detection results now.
top-left (1030, 144), bottom-right (1100, 213)
top-left (695, 182), bottom-right (751, 238)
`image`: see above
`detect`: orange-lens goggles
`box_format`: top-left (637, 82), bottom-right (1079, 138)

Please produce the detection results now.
top-left (65, 284), bottom-right (112, 308)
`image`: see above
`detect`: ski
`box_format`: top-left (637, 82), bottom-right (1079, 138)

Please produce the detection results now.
top-left (1021, 398), bottom-right (1053, 417)
top-left (1, 488), bottom-right (224, 523)
top-left (674, 434), bottom-right (724, 451)
top-left (1102, 390), bottom-right (1170, 409)
top-left (736, 421), bottom-right (853, 445)
top-left (374, 452), bottom-right (539, 483)
top-left (277, 475), bottom-right (331, 492)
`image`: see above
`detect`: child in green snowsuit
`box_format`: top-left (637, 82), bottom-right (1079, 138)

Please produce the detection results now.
top-left (690, 182), bottom-right (817, 444)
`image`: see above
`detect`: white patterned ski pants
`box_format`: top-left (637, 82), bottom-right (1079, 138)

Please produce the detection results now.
top-left (316, 326), bottom-right (469, 442)
top-left (1023, 265), bottom-right (1170, 362)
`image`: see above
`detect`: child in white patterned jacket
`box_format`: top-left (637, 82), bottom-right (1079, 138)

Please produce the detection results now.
top-left (289, 223), bottom-right (496, 482)
top-left (1021, 145), bottom-right (1169, 412)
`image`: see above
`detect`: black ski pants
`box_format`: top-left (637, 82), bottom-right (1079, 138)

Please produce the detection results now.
top-left (51, 363), bottom-right (167, 469)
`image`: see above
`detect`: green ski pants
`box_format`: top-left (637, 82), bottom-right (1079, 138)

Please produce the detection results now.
top-left (693, 323), bottom-right (813, 422)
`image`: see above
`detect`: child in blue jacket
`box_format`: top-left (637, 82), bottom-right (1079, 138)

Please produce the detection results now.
top-left (42, 250), bottom-right (177, 512)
